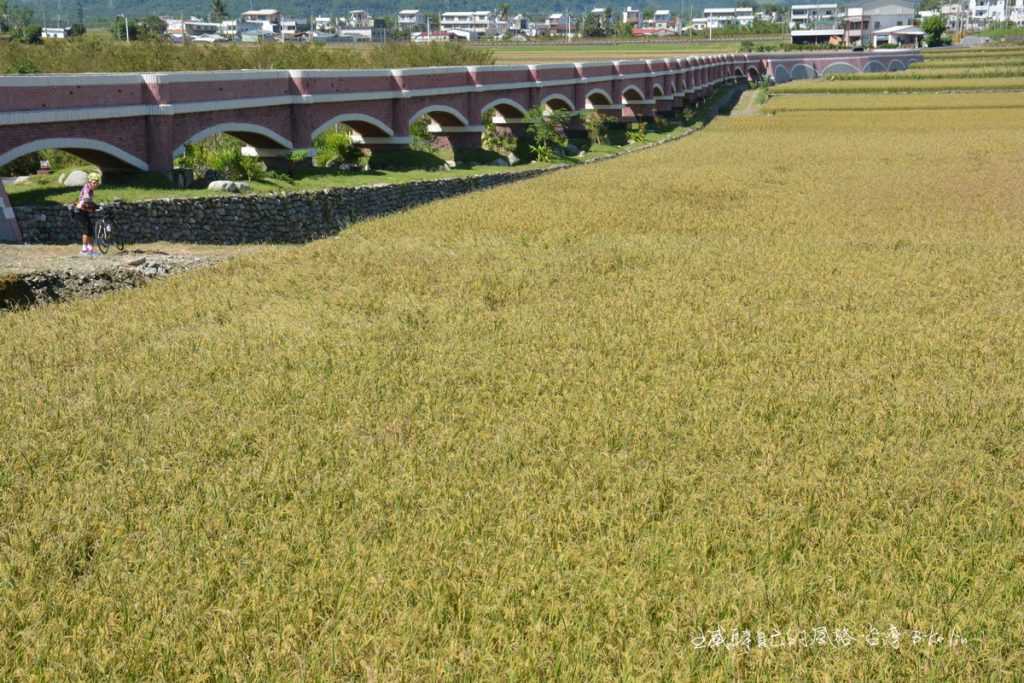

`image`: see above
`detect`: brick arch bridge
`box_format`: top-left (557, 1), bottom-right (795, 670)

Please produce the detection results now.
top-left (0, 50), bottom-right (919, 241)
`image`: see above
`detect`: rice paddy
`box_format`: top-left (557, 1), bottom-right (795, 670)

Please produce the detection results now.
top-left (773, 75), bottom-right (1024, 93)
top-left (3, 49), bottom-right (1024, 679)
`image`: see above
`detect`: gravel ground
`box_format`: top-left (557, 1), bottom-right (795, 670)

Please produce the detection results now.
top-left (0, 243), bottom-right (262, 310)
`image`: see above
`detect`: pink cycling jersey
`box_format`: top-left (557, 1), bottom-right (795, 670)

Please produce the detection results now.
top-left (76, 183), bottom-right (95, 210)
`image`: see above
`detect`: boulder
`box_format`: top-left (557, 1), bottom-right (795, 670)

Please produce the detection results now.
top-left (507, 152), bottom-right (520, 166)
top-left (563, 143), bottom-right (580, 156)
top-left (444, 159), bottom-right (458, 169)
top-left (62, 170), bottom-right (89, 187)
top-left (493, 157), bottom-right (509, 167)
top-left (208, 180), bottom-right (251, 193)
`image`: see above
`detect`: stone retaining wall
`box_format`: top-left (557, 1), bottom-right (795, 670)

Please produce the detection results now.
top-left (13, 168), bottom-right (556, 245)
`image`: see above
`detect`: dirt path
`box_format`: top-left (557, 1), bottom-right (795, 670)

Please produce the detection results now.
top-left (731, 89), bottom-right (765, 117)
top-left (0, 242), bottom-right (266, 310)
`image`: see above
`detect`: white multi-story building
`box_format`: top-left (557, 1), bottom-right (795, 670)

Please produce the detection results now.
top-left (857, 0), bottom-right (916, 34)
top-left (652, 9), bottom-right (675, 28)
top-left (280, 17), bottom-right (310, 40)
top-left (622, 6), bottom-right (642, 24)
top-left (440, 11), bottom-right (497, 37)
top-left (398, 9), bottom-right (425, 30)
top-left (969, 0), bottom-right (1005, 23)
top-left (789, 3), bottom-right (839, 28)
top-left (240, 9), bottom-right (281, 27)
top-left (507, 13), bottom-right (532, 35)
top-left (348, 10), bottom-right (372, 28)
top-left (546, 12), bottom-right (574, 34)
top-left (702, 7), bottom-right (755, 27)
top-left (967, 0), bottom-right (1024, 25)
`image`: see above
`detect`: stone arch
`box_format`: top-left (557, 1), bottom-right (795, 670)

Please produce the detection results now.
top-left (173, 123), bottom-right (293, 158)
top-left (864, 60), bottom-right (887, 73)
top-left (747, 66), bottom-right (761, 82)
top-left (0, 137), bottom-right (149, 172)
top-left (651, 83), bottom-right (665, 98)
top-left (584, 88), bottom-right (615, 109)
top-left (821, 62), bottom-right (858, 76)
top-left (541, 93), bottom-right (575, 113)
top-left (621, 85), bottom-right (646, 103)
top-left (310, 113), bottom-right (395, 143)
top-left (790, 63), bottom-right (817, 80)
top-left (480, 97), bottom-right (528, 123)
top-left (772, 65), bottom-right (791, 83)
top-left (407, 104), bottom-right (470, 131)
top-left (888, 59), bottom-right (907, 71)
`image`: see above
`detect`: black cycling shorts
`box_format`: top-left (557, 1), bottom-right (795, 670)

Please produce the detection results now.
top-left (73, 209), bottom-right (94, 238)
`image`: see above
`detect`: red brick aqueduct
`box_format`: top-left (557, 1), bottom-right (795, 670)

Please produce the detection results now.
top-left (0, 50), bottom-right (920, 242)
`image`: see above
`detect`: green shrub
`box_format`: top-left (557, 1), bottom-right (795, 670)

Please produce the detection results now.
top-left (0, 153), bottom-right (40, 176)
top-left (582, 110), bottom-right (610, 145)
top-left (313, 128), bottom-right (363, 169)
top-left (410, 116), bottom-right (437, 153)
top-left (626, 122), bottom-right (648, 144)
top-left (481, 111), bottom-right (517, 157)
top-left (174, 134), bottom-right (266, 181)
top-left (237, 155), bottom-right (267, 182)
top-left (524, 106), bottom-right (570, 162)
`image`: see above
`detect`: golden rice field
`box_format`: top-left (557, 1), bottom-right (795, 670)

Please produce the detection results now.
top-left (911, 58), bottom-right (1024, 70)
top-left (3, 73), bottom-right (1024, 678)
top-left (772, 75), bottom-right (1024, 93)
top-left (911, 47), bottom-right (1024, 60)
top-left (833, 66), bottom-right (1024, 80)
top-left (778, 48), bottom-right (1024, 93)
top-left (764, 90), bottom-right (1024, 111)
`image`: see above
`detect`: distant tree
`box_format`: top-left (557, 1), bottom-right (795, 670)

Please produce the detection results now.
top-left (69, 22), bottom-right (86, 36)
top-left (582, 11), bottom-right (604, 37)
top-left (210, 0), bottom-right (227, 22)
top-left (112, 16), bottom-right (134, 40)
top-left (0, 0), bottom-right (9, 33)
top-left (616, 19), bottom-right (633, 37)
top-left (642, 8), bottom-right (654, 20)
top-left (497, 2), bottom-right (511, 21)
top-left (923, 14), bottom-right (946, 45)
top-left (13, 23), bottom-right (42, 43)
top-left (919, 0), bottom-right (943, 11)
top-left (138, 15), bottom-right (167, 39)
top-left (74, 0), bottom-right (84, 26)
top-left (6, 2), bottom-right (33, 31)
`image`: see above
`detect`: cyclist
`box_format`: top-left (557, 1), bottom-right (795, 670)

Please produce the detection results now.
top-left (73, 172), bottom-right (101, 255)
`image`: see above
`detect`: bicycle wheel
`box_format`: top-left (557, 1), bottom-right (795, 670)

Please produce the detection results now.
top-left (94, 219), bottom-right (111, 255)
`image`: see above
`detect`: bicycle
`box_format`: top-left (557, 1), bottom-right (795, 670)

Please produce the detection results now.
top-left (93, 206), bottom-right (126, 255)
